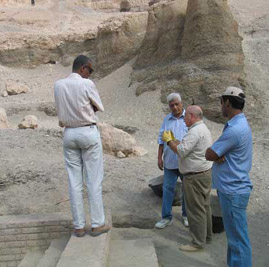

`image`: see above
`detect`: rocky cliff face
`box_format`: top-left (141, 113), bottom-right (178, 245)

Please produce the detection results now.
top-left (134, 0), bottom-right (187, 68)
top-left (0, 0), bottom-right (266, 123)
top-left (131, 0), bottom-right (247, 122)
top-left (96, 13), bottom-right (148, 77)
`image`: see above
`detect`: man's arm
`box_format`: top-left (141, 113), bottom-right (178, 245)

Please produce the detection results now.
top-left (205, 148), bottom-right (219, 161)
top-left (58, 121), bottom-right (64, 128)
top-left (86, 81), bottom-right (104, 112)
top-left (205, 148), bottom-right (225, 163)
top-left (158, 144), bottom-right (164, 170)
top-left (167, 140), bottom-right (180, 154)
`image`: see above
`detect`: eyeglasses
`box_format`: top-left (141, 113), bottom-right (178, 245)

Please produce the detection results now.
top-left (83, 65), bottom-right (94, 74)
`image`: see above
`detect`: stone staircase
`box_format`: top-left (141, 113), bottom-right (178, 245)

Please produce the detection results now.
top-left (108, 239), bottom-right (159, 267)
top-left (17, 211), bottom-right (159, 267)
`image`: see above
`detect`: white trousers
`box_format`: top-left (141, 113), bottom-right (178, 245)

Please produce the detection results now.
top-left (63, 125), bottom-right (105, 229)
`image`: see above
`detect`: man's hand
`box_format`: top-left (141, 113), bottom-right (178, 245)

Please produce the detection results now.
top-left (216, 156), bottom-right (225, 164)
top-left (93, 105), bottom-right (98, 112)
top-left (162, 130), bottom-right (176, 143)
top-left (158, 158), bottom-right (164, 171)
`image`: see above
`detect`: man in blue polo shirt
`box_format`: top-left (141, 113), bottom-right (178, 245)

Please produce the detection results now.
top-left (155, 93), bottom-right (188, 229)
top-left (205, 87), bottom-right (253, 267)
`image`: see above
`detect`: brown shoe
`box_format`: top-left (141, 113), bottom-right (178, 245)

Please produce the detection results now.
top-left (74, 228), bottom-right (86, 238)
top-left (90, 224), bottom-right (110, 237)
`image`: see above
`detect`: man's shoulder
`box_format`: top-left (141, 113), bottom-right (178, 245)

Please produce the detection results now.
top-left (228, 119), bottom-right (250, 135)
top-left (79, 78), bottom-right (96, 89)
top-left (54, 76), bottom-right (95, 87)
top-left (164, 112), bottom-right (172, 119)
top-left (54, 76), bottom-right (71, 86)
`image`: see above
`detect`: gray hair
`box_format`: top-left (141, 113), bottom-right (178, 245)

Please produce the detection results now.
top-left (167, 93), bottom-right (182, 103)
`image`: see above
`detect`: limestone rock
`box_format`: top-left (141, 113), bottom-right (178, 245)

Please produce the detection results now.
top-left (18, 115), bottom-right (38, 129)
top-left (132, 146), bottom-right (148, 157)
top-left (96, 13), bottom-right (148, 77)
top-left (0, 108), bottom-right (8, 129)
top-left (99, 122), bottom-right (146, 157)
top-left (116, 151), bottom-right (126, 158)
top-left (38, 103), bottom-right (57, 117)
top-left (6, 80), bottom-right (29, 95)
top-left (1, 91), bottom-right (8, 97)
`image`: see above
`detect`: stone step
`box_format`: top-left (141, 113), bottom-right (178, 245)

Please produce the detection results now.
top-left (56, 210), bottom-right (111, 267)
top-left (18, 250), bottom-right (44, 267)
top-left (108, 239), bottom-right (159, 267)
top-left (36, 235), bottom-right (70, 267)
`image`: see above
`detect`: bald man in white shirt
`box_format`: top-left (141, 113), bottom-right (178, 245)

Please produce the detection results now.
top-left (163, 105), bottom-right (213, 252)
top-left (54, 55), bottom-right (109, 237)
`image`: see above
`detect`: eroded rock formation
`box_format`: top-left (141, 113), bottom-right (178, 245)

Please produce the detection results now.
top-left (96, 13), bottom-right (148, 77)
top-left (132, 0), bottom-right (246, 122)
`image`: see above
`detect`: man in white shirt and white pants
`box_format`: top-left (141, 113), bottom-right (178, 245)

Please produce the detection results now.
top-left (163, 105), bottom-right (213, 252)
top-left (54, 55), bottom-right (109, 237)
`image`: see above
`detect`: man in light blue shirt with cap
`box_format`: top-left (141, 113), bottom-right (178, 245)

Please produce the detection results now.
top-left (155, 93), bottom-right (188, 229)
top-left (206, 86), bottom-right (253, 267)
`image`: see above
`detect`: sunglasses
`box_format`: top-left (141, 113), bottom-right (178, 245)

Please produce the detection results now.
top-left (83, 65), bottom-right (94, 74)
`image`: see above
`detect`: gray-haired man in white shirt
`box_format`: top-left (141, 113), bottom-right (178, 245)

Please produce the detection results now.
top-left (162, 105), bottom-right (213, 252)
top-left (54, 55), bottom-right (109, 237)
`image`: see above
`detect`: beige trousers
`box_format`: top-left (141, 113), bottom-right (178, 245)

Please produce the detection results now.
top-left (183, 169), bottom-right (212, 248)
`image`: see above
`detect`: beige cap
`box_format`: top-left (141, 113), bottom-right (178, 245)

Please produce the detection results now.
top-left (222, 87), bottom-right (245, 99)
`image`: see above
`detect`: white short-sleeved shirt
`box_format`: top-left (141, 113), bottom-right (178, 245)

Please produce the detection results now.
top-left (54, 73), bottom-right (104, 127)
top-left (177, 120), bottom-right (213, 175)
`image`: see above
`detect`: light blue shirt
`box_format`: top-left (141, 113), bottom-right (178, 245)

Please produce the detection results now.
top-left (158, 111), bottom-right (187, 170)
top-left (211, 113), bottom-right (253, 194)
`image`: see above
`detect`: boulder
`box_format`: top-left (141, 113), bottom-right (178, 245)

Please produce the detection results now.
top-left (1, 91), bottom-right (8, 97)
top-left (116, 151), bottom-right (126, 158)
top-left (148, 175), bottom-right (182, 206)
top-left (37, 102), bottom-right (57, 116)
top-left (99, 122), bottom-right (147, 157)
top-left (18, 115), bottom-right (38, 129)
top-left (5, 80), bottom-right (29, 95)
top-left (0, 108), bottom-right (8, 129)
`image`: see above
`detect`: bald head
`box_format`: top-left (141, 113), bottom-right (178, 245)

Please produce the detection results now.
top-left (184, 105), bottom-right (203, 127)
top-left (186, 105), bottom-right (203, 119)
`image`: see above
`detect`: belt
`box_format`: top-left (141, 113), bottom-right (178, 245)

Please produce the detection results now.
top-left (184, 169), bottom-right (211, 176)
top-left (65, 123), bottom-right (96, 128)
top-left (81, 123), bottom-right (96, 127)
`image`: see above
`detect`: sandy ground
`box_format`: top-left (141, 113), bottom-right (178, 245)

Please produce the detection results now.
top-left (0, 59), bottom-right (269, 266)
top-left (0, 1), bottom-right (269, 266)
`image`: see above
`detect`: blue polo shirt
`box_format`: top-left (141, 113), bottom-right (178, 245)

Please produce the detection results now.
top-left (211, 113), bottom-right (253, 194)
top-left (158, 111), bottom-right (187, 170)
